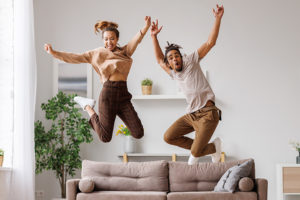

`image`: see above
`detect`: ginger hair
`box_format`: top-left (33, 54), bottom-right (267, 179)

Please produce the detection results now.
top-left (94, 21), bottom-right (119, 38)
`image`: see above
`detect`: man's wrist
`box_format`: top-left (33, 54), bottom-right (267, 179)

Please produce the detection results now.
top-left (215, 17), bottom-right (222, 21)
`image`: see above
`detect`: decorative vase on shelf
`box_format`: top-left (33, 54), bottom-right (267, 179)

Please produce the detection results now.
top-left (124, 136), bottom-right (135, 153)
top-left (289, 141), bottom-right (300, 164)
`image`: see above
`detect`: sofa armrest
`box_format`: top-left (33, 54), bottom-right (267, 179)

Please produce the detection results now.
top-left (255, 178), bottom-right (268, 200)
top-left (67, 179), bottom-right (81, 200)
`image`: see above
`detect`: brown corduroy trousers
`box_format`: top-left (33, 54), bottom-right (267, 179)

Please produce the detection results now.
top-left (89, 80), bottom-right (144, 142)
top-left (164, 106), bottom-right (221, 157)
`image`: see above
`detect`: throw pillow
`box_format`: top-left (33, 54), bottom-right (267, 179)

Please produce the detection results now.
top-left (214, 159), bottom-right (254, 193)
top-left (238, 177), bottom-right (254, 192)
top-left (79, 178), bottom-right (94, 193)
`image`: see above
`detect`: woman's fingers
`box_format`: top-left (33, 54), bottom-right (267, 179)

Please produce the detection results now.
top-left (213, 4), bottom-right (224, 16)
top-left (44, 44), bottom-right (52, 53)
top-left (44, 44), bottom-right (49, 51)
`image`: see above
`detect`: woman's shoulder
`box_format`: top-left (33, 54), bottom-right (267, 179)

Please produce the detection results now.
top-left (93, 46), bottom-right (125, 53)
top-left (88, 47), bottom-right (111, 57)
top-left (91, 46), bottom-right (106, 52)
top-left (90, 46), bottom-right (130, 58)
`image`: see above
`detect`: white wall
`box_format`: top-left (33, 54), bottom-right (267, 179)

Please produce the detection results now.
top-left (34, 0), bottom-right (300, 199)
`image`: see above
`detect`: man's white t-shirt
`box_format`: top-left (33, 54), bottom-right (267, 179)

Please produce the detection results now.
top-left (169, 50), bottom-right (215, 113)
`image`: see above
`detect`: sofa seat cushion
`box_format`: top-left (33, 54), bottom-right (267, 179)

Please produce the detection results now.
top-left (81, 160), bottom-right (169, 191)
top-left (167, 191), bottom-right (257, 200)
top-left (76, 191), bottom-right (167, 200)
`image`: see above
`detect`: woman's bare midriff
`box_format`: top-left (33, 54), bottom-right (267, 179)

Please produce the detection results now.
top-left (108, 71), bottom-right (127, 82)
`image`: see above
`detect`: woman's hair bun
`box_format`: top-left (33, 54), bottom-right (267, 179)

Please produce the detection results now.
top-left (94, 21), bottom-right (118, 34)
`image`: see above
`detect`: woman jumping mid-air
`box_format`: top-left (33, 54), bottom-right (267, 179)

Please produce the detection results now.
top-left (44, 16), bottom-right (151, 142)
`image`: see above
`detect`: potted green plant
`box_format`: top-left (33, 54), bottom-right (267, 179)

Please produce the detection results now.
top-left (35, 91), bottom-right (93, 198)
top-left (141, 78), bottom-right (153, 95)
top-left (0, 148), bottom-right (4, 167)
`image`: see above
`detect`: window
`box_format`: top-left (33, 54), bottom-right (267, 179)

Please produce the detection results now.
top-left (0, 0), bottom-right (14, 167)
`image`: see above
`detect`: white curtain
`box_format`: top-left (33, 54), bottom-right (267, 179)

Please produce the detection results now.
top-left (9, 0), bottom-right (37, 199)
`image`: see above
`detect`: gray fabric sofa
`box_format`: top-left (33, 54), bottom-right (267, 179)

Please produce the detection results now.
top-left (67, 159), bottom-right (267, 200)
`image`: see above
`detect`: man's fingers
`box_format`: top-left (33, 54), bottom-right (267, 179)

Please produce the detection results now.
top-left (158, 26), bottom-right (163, 32)
top-left (220, 5), bottom-right (224, 12)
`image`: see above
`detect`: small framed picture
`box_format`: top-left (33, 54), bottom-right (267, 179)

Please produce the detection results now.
top-left (53, 59), bottom-right (93, 98)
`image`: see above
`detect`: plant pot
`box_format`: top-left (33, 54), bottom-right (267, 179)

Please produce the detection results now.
top-left (124, 136), bottom-right (135, 153)
top-left (297, 151), bottom-right (300, 164)
top-left (142, 85), bottom-right (152, 95)
top-left (0, 155), bottom-right (3, 167)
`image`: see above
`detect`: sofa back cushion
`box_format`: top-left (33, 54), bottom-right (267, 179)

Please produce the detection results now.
top-left (168, 159), bottom-right (255, 192)
top-left (81, 160), bottom-right (169, 191)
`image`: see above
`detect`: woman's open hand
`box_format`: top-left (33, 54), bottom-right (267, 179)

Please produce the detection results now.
top-left (213, 4), bottom-right (224, 19)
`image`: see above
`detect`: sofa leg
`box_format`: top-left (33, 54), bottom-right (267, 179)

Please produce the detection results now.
top-left (123, 153), bottom-right (128, 163)
top-left (172, 154), bottom-right (177, 162)
top-left (221, 152), bottom-right (225, 162)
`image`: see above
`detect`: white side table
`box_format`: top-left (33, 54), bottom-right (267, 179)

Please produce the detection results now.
top-left (277, 164), bottom-right (300, 200)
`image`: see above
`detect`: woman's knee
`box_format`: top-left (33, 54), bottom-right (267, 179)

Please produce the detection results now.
top-left (94, 127), bottom-right (113, 143)
top-left (100, 136), bottom-right (112, 143)
top-left (131, 127), bottom-right (144, 139)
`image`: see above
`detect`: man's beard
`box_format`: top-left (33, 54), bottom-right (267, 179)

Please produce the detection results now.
top-left (175, 66), bottom-right (183, 72)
